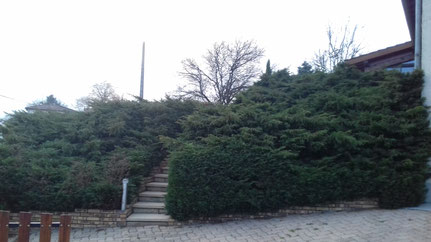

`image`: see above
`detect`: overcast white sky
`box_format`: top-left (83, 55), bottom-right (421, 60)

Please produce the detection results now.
top-left (0, 0), bottom-right (410, 117)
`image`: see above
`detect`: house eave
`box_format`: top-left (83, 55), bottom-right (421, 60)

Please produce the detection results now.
top-left (402, 0), bottom-right (416, 41)
top-left (345, 41), bottom-right (414, 72)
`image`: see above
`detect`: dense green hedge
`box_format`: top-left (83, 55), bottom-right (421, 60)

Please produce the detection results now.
top-left (166, 67), bottom-right (431, 220)
top-left (0, 98), bottom-right (198, 212)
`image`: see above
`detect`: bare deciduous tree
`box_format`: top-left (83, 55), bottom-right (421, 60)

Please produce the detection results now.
top-left (76, 82), bottom-right (120, 110)
top-left (178, 40), bottom-right (264, 105)
top-left (313, 22), bottom-right (362, 72)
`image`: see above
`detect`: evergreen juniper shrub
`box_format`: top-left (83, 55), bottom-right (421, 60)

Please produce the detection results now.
top-left (165, 67), bottom-right (431, 220)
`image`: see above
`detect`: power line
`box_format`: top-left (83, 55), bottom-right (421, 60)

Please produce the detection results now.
top-left (0, 93), bottom-right (29, 104)
top-left (0, 94), bottom-right (15, 100)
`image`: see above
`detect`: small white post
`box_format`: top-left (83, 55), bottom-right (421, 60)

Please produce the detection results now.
top-left (121, 178), bottom-right (129, 211)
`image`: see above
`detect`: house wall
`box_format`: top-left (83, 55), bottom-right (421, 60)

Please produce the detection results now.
top-left (422, 0), bottom-right (431, 203)
top-left (423, 0), bottom-right (431, 83)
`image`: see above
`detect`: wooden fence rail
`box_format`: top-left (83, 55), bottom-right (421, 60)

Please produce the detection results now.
top-left (0, 210), bottom-right (71, 242)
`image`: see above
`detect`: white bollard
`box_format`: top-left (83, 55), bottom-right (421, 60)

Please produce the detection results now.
top-left (121, 178), bottom-right (129, 211)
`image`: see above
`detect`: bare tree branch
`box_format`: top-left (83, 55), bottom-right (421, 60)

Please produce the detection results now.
top-left (312, 22), bottom-right (362, 72)
top-left (178, 40), bottom-right (264, 105)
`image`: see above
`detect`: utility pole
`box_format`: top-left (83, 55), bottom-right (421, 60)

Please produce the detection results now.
top-left (140, 42), bottom-right (145, 99)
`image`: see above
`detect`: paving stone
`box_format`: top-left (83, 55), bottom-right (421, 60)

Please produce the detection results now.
top-left (17, 209), bottom-right (431, 242)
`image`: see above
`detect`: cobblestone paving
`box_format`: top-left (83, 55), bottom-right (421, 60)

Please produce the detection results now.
top-left (21, 209), bottom-right (431, 242)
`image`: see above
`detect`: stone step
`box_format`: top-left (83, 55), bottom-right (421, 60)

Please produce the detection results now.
top-left (146, 186), bottom-right (167, 192)
top-left (146, 182), bottom-right (168, 192)
top-left (128, 162), bottom-right (172, 227)
top-left (133, 202), bottom-right (166, 214)
top-left (162, 167), bottom-right (169, 174)
top-left (139, 191), bottom-right (167, 202)
top-left (154, 173), bottom-right (169, 182)
top-left (126, 214), bottom-right (174, 226)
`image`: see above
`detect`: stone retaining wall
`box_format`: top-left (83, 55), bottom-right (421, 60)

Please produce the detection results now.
top-left (8, 199), bottom-right (378, 227)
top-left (9, 207), bottom-right (132, 228)
top-left (179, 198), bottom-right (379, 225)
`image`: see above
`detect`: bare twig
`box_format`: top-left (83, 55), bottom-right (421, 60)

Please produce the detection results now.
top-left (178, 40), bottom-right (264, 105)
top-left (312, 22), bottom-right (362, 72)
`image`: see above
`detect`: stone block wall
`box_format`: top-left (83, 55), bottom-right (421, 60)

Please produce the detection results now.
top-left (8, 199), bottom-right (378, 227)
top-left (179, 198), bottom-right (378, 225)
top-left (9, 207), bottom-right (132, 228)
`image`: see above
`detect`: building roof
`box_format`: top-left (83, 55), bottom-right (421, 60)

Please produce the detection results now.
top-left (25, 104), bottom-right (76, 113)
top-left (345, 41), bottom-right (414, 72)
top-left (345, 0), bottom-right (416, 72)
top-left (402, 0), bottom-right (415, 40)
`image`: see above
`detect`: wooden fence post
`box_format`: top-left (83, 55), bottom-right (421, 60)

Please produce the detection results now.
top-left (39, 213), bottom-right (52, 242)
top-left (18, 212), bottom-right (32, 242)
top-left (58, 214), bottom-right (71, 242)
top-left (0, 211), bottom-right (9, 242)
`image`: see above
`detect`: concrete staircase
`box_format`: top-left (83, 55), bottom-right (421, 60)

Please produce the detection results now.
top-left (127, 160), bottom-right (174, 226)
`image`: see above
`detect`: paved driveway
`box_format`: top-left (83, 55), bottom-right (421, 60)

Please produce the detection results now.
top-left (22, 209), bottom-right (431, 242)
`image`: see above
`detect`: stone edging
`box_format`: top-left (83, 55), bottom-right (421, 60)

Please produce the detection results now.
top-left (8, 199), bottom-right (378, 228)
top-left (173, 198), bottom-right (379, 226)
top-left (8, 207), bottom-right (133, 228)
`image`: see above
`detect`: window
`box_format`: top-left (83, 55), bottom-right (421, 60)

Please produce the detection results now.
top-left (386, 60), bottom-right (415, 73)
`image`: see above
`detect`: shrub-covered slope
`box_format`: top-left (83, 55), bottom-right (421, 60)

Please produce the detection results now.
top-left (166, 67), bottom-right (431, 220)
top-left (0, 99), bottom-right (198, 211)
